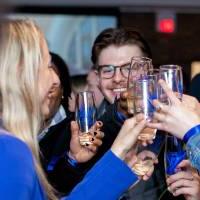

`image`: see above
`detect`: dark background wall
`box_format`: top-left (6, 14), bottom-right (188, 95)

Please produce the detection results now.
top-left (10, 0), bottom-right (200, 92)
top-left (121, 13), bottom-right (200, 70)
top-left (120, 12), bottom-right (200, 91)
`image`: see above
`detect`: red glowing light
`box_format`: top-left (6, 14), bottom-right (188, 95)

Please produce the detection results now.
top-left (158, 18), bottom-right (175, 33)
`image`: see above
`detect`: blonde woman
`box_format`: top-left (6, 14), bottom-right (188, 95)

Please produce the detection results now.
top-left (0, 19), bottom-right (154, 199)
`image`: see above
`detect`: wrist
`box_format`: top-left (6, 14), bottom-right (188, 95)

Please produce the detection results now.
top-left (67, 151), bottom-right (78, 167)
top-left (68, 151), bottom-right (77, 160)
top-left (111, 145), bottom-right (129, 160)
top-left (183, 124), bottom-right (200, 144)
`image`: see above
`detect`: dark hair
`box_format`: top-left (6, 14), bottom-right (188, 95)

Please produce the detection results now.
top-left (71, 74), bottom-right (88, 94)
top-left (189, 73), bottom-right (200, 101)
top-left (50, 52), bottom-right (71, 111)
top-left (91, 27), bottom-right (152, 65)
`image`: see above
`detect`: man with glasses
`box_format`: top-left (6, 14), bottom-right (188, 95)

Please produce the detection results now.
top-left (88, 28), bottom-right (152, 118)
top-left (88, 28), bottom-right (168, 200)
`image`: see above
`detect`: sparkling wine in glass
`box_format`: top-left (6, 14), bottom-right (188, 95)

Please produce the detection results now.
top-left (159, 65), bottom-right (183, 103)
top-left (131, 143), bottom-right (155, 176)
top-left (127, 57), bottom-right (153, 114)
top-left (75, 91), bottom-right (97, 145)
top-left (133, 72), bottom-right (159, 141)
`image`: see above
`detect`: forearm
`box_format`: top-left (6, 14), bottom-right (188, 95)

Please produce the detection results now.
top-left (185, 126), bottom-right (200, 171)
top-left (46, 154), bottom-right (88, 195)
top-left (64, 150), bottom-right (138, 200)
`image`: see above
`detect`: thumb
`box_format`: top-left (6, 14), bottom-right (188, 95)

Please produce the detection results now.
top-left (177, 159), bottom-right (190, 169)
top-left (70, 121), bottom-right (79, 139)
top-left (132, 119), bottom-right (146, 137)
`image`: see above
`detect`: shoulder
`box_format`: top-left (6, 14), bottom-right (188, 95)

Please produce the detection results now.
top-left (0, 131), bottom-right (39, 198)
top-left (0, 131), bottom-right (32, 155)
top-left (0, 131), bottom-right (34, 169)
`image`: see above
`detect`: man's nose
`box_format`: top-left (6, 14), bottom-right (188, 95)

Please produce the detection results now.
top-left (113, 68), bottom-right (123, 83)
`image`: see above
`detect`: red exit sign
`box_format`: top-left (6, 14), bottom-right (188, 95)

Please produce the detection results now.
top-left (158, 18), bottom-right (175, 33)
top-left (156, 11), bottom-right (176, 33)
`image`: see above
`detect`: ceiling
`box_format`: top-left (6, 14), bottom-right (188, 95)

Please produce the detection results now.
top-left (6, 0), bottom-right (200, 8)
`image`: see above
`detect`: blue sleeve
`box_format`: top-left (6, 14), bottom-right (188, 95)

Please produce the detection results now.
top-left (64, 150), bottom-right (138, 200)
top-left (0, 135), bottom-right (36, 200)
top-left (186, 132), bottom-right (200, 171)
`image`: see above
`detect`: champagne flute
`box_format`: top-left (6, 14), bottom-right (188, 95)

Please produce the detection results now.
top-left (131, 74), bottom-right (159, 176)
top-left (127, 59), bottom-right (156, 176)
top-left (75, 91), bottom-right (97, 145)
top-left (133, 73), bottom-right (159, 141)
top-left (158, 135), bottom-right (186, 200)
top-left (127, 57), bottom-right (153, 114)
top-left (158, 65), bottom-right (186, 197)
top-left (159, 65), bottom-right (183, 103)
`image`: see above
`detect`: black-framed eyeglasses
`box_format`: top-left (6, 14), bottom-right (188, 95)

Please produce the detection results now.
top-left (97, 62), bottom-right (131, 79)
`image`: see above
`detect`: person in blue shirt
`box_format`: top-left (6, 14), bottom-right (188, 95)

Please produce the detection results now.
top-left (0, 18), bottom-right (154, 200)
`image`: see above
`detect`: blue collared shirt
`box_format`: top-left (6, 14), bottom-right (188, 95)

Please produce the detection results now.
top-left (38, 105), bottom-right (66, 141)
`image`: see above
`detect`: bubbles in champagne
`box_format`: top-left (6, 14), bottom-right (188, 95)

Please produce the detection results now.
top-left (138, 128), bottom-right (157, 141)
top-left (127, 94), bottom-right (134, 114)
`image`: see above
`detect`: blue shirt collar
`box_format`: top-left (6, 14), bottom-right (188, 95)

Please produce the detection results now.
top-left (38, 105), bottom-right (66, 141)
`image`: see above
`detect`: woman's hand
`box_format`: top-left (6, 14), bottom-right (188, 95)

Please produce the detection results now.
top-left (69, 121), bottom-right (104, 163)
top-left (167, 160), bottom-right (200, 200)
top-left (111, 116), bottom-right (146, 160)
top-left (147, 80), bottom-right (200, 139)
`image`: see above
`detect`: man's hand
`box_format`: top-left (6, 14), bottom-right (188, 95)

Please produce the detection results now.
top-left (118, 91), bottom-right (133, 117)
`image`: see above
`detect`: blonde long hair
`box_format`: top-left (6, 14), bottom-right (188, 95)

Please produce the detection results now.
top-left (0, 19), bottom-right (58, 200)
